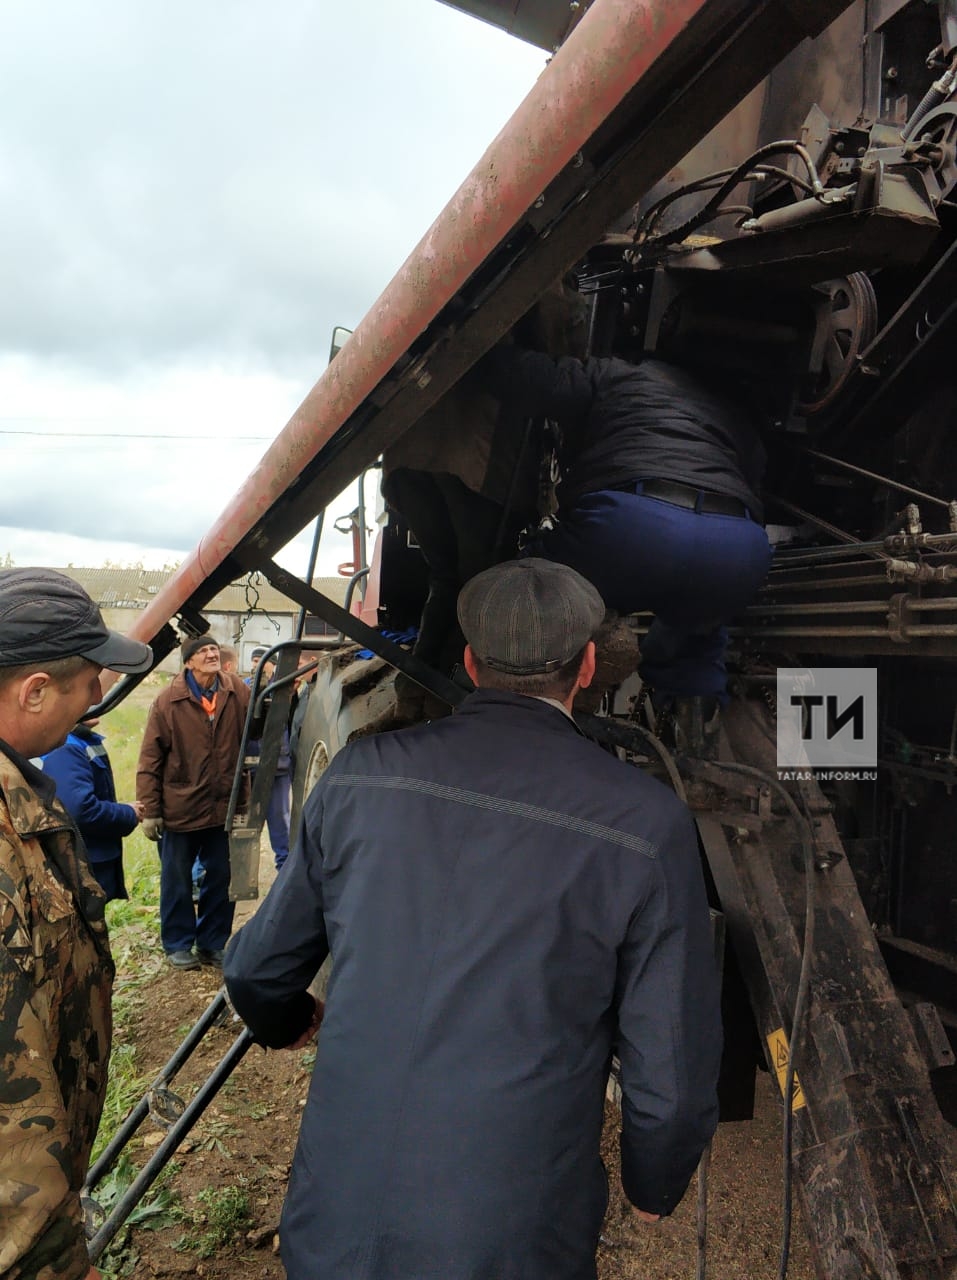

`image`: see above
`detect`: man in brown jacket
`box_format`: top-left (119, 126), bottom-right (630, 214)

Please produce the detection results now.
top-left (0, 566), bottom-right (152, 1280)
top-left (136, 635), bottom-right (250, 970)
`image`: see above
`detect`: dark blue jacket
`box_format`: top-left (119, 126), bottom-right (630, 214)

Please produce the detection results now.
top-left (225, 690), bottom-right (721, 1280)
top-left (41, 729), bottom-right (137, 863)
top-left (483, 348), bottom-right (766, 519)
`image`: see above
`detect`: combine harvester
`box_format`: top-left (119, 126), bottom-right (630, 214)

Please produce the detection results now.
top-left (87, 2), bottom-right (957, 1274)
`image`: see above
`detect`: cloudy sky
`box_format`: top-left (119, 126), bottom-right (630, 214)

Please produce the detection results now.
top-left (0, 1), bottom-right (544, 577)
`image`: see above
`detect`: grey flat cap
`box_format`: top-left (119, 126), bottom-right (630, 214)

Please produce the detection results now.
top-left (457, 558), bottom-right (604, 676)
top-left (0, 568), bottom-right (153, 673)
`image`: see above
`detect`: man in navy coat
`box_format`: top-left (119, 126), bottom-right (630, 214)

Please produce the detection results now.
top-left (225, 558), bottom-right (721, 1280)
top-left (41, 716), bottom-right (143, 901)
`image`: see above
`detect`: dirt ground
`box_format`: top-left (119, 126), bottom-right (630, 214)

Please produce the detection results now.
top-left (100, 849), bottom-right (814, 1280)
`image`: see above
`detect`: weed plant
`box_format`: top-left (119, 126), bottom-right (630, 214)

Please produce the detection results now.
top-left (91, 1151), bottom-right (183, 1278)
top-left (175, 1183), bottom-right (251, 1258)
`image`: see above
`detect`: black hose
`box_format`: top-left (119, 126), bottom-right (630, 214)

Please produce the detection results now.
top-left (696, 1139), bottom-right (712, 1280)
top-left (901, 56), bottom-right (957, 141)
top-left (634, 162), bottom-right (816, 243)
top-left (634, 142), bottom-right (825, 256)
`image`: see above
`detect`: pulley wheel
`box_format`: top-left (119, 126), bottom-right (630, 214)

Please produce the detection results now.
top-left (797, 272), bottom-right (878, 415)
top-left (911, 102), bottom-right (957, 198)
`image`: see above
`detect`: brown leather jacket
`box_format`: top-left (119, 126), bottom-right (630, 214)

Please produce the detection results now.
top-left (136, 671), bottom-right (251, 831)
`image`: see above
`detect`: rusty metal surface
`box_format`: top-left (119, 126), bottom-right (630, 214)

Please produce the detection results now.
top-left (123, 0), bottom-right (857, 658)
top-left (697, 701), bottom-right (957, 1279)
top-left (760, 2), bottom-right (868, 144)
top-left (635, 1), bottom-right (867, 242)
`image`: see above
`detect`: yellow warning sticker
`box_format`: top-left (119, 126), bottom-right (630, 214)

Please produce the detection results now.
top-left (767, 1028), bottom-right (807, 1112)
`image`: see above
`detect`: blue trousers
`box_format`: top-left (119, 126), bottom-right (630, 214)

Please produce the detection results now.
top-left (159, 826), bottom-right (235, 953)
top-left (90, 856), bottom-right (127, 903)
top-left (267, 774), bottom-right (292, 870)
top-left (538, 487), bottom-right (773, 699)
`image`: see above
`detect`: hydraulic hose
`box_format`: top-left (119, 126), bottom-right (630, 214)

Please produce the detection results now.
top-left (901, 59), bottom-right (957, 140)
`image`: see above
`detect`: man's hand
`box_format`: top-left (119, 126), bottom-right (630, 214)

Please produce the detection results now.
top-left (130, 801), bottom-right (146, 822)
top-left (284, 996), bottom-right (324, 1050)
top-left (141, 817), bottom-right (164, 842)
top-left (634, 1210), bottom-right (661, 1224)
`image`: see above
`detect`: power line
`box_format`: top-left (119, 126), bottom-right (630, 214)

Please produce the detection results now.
top-left (0, 429), bottom-right (271, 440)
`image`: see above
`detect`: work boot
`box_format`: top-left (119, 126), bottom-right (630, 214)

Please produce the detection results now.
top-left (197, 948), bottom-right (225, 969)
top-left (168, 949), bottom-right (200, 971)
top-left (575, 613), bottom-right (641, 713)
top-left (673, 696), bottom-right (722, 760)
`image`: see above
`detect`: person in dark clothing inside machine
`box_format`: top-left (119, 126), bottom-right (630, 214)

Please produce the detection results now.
top-left (381, 282), bottom-right (590, 713)
top-left (224, 558), bottom-right (721, 1280)
top-left (481, 346), bottom-right (773, 706)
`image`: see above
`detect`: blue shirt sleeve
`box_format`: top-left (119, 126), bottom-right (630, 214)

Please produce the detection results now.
top-left (41, 742), bottom-right (138, 838)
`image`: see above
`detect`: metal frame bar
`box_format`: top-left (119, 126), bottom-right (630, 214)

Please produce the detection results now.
top-left (86, 1025), bottom-right (255, 1262)
top-left (246, 557), bottom-right (467, 708)
top-left (83, 991), bottom-right (254, 1261)
top-left (84, 991), bottom-right (230, 1192)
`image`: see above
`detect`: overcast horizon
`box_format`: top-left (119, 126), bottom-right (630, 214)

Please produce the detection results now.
top-left (1, 1), bottom-right (544, 580)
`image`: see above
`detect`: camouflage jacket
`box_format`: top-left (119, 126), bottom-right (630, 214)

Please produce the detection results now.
top-left (0, 743), bottom-right (114, 1280)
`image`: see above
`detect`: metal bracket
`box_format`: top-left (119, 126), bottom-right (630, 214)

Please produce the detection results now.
top-left (907, 1002), bottom-right (957, 1071)
top-left (243, 555), bottom-right (465, 708)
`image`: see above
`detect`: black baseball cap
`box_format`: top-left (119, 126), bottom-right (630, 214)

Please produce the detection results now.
top-left (0, 568), bottom-right (153, 673)
top-left (457, 558), bottom-right (605, 675)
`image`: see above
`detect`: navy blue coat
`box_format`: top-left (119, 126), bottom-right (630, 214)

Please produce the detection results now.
top-left (41, 729), bottom-right (137, 863)
top-left (225, 690), bottom-right (721, 1280)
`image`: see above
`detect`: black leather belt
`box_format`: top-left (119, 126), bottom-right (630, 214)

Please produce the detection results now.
top-left (616, 478), bottom-right (750, 518)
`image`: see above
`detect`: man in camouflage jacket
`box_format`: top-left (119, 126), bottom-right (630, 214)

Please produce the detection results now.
top-left (0, 568), bottom-right (151, 1280)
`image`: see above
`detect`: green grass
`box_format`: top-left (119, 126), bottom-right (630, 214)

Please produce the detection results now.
top-left (91, 676), bottom-right (172, 1164)
top-left (87, 675), bottom-right (176, 1279)
top-left (101, 673), bottom-right (169, 927)
top-left (174, 1183), bottom-right (251, 1258)
top-left (85, 674), bottom-right (275, 1277)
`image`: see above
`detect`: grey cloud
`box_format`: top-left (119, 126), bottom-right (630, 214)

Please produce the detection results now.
top-left (0, 0), bottom-right (540, 570)
top-left (0, 0), bottom-right (541, 377)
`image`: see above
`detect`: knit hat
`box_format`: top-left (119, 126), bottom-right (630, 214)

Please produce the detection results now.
top-left (457, 558), bottom-right (604, 675)
top-left (0, 567), bottom-right (153, 673)
top-left (181, 634), bottom-right (220, 663)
